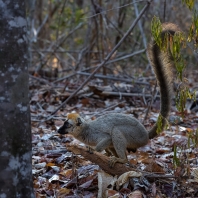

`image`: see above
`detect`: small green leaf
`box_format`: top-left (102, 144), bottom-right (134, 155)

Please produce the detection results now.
top-left (173, 145), bottom-right (180, 167)
top-left (156, 114), bottom-right (163, 134)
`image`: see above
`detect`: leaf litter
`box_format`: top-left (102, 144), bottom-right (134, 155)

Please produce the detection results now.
top-left (30, 75), bottom-right (198, 197)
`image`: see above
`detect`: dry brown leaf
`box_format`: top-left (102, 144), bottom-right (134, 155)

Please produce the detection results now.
top-left (98, 170), bottom-right (117, 198)
top-left (144, 160), bottom-right (165, 173)
top-left (116, 171), bottom-right (142, 190)
top-left (188, 168), bottom-right (198, 183)
top-left (57, 188), bottom-right (71, 197)
top-left (107, 189), bottom-right (119, 197)
top-left (128, 190), bottom-right (142, 198)
top-left (46, 162), bottom-right (55, 167)
top-left (129, 158), bottom-right (138, 165)
top-left (59, 169), bottom-right (73, 179)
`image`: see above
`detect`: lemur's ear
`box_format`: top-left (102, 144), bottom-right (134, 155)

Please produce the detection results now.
top-left (76, 117), bottom-right (82, 126)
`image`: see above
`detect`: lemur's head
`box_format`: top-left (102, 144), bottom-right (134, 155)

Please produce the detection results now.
top-left (57, 113), bottom-right (84, 135)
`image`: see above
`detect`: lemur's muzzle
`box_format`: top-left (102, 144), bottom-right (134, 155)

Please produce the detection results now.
top-left (57, 120), bottom-right (73, 134)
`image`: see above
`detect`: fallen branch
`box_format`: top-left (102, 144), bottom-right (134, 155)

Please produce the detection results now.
top-left (67, 144), bottom-right (135, 176)
top-left (67, 144), bottom-right (175, 180)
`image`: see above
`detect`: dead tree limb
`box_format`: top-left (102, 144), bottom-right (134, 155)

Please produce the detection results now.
top-left (67, 144), bottom-right (175, 180)
top-left (67, 144), bottom-right (134, 176)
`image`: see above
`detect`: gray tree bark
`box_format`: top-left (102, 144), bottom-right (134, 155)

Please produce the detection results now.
top-left (0, 1), bottom-right (35, 197)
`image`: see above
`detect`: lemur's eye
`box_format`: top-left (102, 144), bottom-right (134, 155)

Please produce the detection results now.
top-left (64, 120), bottom-right (73, 128)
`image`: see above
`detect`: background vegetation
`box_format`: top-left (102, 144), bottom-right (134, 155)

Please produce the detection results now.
top-left (26, 0), bottom-right (198, 83)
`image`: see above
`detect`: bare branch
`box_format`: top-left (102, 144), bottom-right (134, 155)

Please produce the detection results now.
top-left (77, 71), bottom-right (149, 86)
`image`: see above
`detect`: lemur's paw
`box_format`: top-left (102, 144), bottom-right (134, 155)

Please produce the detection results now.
top-left (109, 156), bottom-right (117, 167)
top-left (86, 146), bottom-right (94, 154)
top-left (109, 156), bottom-right (128, 168)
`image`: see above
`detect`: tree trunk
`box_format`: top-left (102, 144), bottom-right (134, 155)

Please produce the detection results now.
top-left (0, 1), bottom-right (35, 197)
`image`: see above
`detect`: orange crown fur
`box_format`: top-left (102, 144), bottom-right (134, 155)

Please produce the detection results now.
top-left (67, 113), bottom-right (80, 120)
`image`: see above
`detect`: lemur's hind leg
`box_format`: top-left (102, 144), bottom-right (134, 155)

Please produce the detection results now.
top-left (109, 130), bottom-right (128, 167)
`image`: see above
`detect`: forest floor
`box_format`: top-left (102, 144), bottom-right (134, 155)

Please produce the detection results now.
top-left (31, 69), bottom-right (198, 198)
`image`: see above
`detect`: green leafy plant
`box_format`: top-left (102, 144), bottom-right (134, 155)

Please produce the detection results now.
top-left (188, 128), bottom-right (198, 148)
top-left (182, 0), bottom-right (195, 10)
top-left (176, 85), bottom-right (196, 116)
top-left (173, 145), bottom-right (181, 167)
top-left (156, 114), bottom-right (163, 134)
top-left (188, 10), bottom-right (198, 47)
top-left (151, 16), bottom-right (163, 49)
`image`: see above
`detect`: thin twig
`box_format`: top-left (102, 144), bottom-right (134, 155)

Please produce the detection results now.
top-left (51, 1), bottom-right (151, 116)
top-left (35, 14), bottom-right (48, 40)
top-left (101, 91), bottom-right (157, 98)
top-left (143, 82), bottom-right (158, 124)
top-left (133, 0), bottom-right (147, 48)
top-left (77, 71), bottom-right (149, 86)
top-left (82, 0), bottom-right (149, 19)
top-left (56, 0), bottom-right (68, 40)
top-left (36, 22), bottom-right (83, 71)
top-left (52, 49), bottom-right (146, 84)
top-left (106, 49), bottom-right (146, 64)
top-left (29, 74), bottom-right (50, 84)
top-left (90, 102), bottom-right (126, 118)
